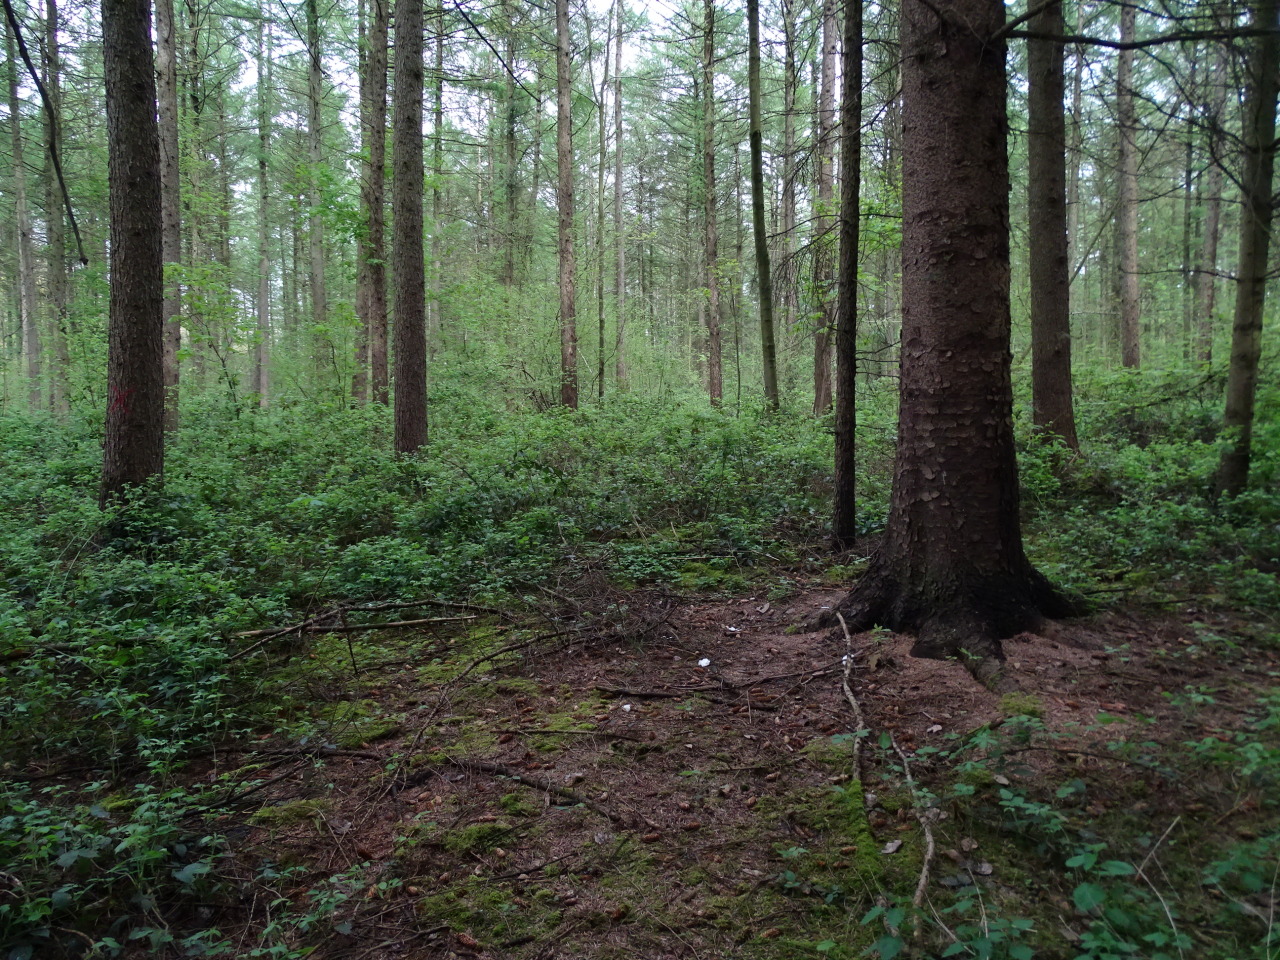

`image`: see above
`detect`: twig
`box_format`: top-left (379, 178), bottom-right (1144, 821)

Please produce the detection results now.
top-left (836, 614), bottom-right (868, 775)
top-left (1134, 816), bottom-right (1184, 960)
top-left (891, 734), bottom-right (936, 934)
top-left (446, 758), bottom-right (623, 825)
top-left (496, 728), bottom-right (645, 742)
top-left (232, 615), bottom-right (477, 638)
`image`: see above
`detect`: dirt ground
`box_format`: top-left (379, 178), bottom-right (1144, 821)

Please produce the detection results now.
top-left (196, 582), bottom-right (1280, 959)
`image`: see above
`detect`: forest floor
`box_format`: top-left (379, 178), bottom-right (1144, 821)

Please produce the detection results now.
top-left (171, 575), bottom-right (1280, 960)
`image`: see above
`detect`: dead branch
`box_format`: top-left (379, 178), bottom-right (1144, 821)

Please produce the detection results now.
top-left (891, 734), bottom-right (937, 933)
top-left (446, 758), bottom-right (623, 825)
top-left (233, 615), bottom-right (478, 639)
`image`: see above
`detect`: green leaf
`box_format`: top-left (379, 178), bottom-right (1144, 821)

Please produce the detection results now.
top-left (872, 935), bottom-right (902, 960)
top-left (1073, 882), bottom-right (1106, 913)
top-left (815, 941), bottom-right (838, 953)
top-left (172, 861), bottom-right (211, 885)
top-left (1009, 946), bottom-right (1034, 960)
top-left (1099, 860), bottom-right (1135, 876)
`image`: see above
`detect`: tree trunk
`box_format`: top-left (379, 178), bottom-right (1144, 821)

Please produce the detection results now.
top-left (702, 0), bottom-right (722, 407)
top-left (6, 22), bottom-right (39, 412)
top-left (356, 0), bottom-right (389, 405)
top-left (828, 0), bottom-right (1074, 667)
top-left (45, 0), bottom-right (69, 416)
top-left (393, 0), bottom-right (427, 452)
top-left (430, 3), bottom-right (444, 355)
top-left (1027, 0), bottom-right (1078, 450)
top-left (1215, 0), bottom-right (1280, 499)
top-left (1117, 3), bottom-right (1141, 368)
top-left (613, 0), bottom-right (626, 390)
top-left (595, 19), bottom-right (610, 400)
top-left (154, 0), bottom-right (181, 426)
top-left (100, 0), bottom-right (164, 505)
top-left (812, 0), bottom-right (837, 416)
top-left (254, 5), bottom-right (271, 407)
top-left (305, 0), bottom-right (327, 342)
top-left (831, 0), bottom-right (861, 547)
top-left (780, 0), bottom-right (797, 366)
top-left (747, 0), bottom-right (778, 411)
top-left (1196, 41), bottom-right (1227, 365)
top-left (556, 0), bottom-right (578, 408)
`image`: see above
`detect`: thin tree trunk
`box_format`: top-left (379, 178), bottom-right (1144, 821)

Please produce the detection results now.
top-left (356, 0), bottom-right (388, 404)
top-left (305, 0), bottom-right (327, 343)
top-left (1117, 2), bottom-right (1141, 368)
top-left (702, 0), bottom-right (722, 407)
top-left (832, 0), bottom-right (861, 547)
top-left (747, 0), bottom-right (778, 411)
top-left (812, 0), bottom-right (837, 415)
top-left (100, 0), bottom-right (164, 504)
top-left (1216, 0), bottom-right (1280, 498)
top-left (613, 0), bottom-right (626, 390)
top-left (1027, 0), bottom-right (1078, 449)
top-left (1066, 3), bottom-right (1084, 277)
top-left (45, 0), bottom-right (69, 415)
top-left (596, 21), bottom-right (610, 400)
top-left (155, 0), bottom-right (181, 426)
top-left (1196, 40), bottom-right (1227, 365)
top-left (6, 23), bottom-right (39, 412)
top-left (393, 0), bottom-right (427, 452)
top-left (430, 3), bottom-right (443, 354)
top-left (556, 0), bottom-right (578, 408)
top-left (254, 6), bottom-right (271, 407)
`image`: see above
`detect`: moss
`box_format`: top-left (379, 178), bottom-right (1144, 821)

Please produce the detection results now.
top-left (678, 561), bottom-right (747, 592)
top-left (800, 734), bottom-right (860, 768)
top-left (249, 798), bottom-right (331, 827)
top-left (442, 821), bottom-right (514, 854)
top-left (499, 792), bottom-right (539, 817)
top-left (319, 699), bottom-right (402, 748)
top-left (821, 562), bottom-right (868, 585)
top-left (999, 692), bottom-right (1045, 719)
top-left (415, 877), bottom-right (563, 940)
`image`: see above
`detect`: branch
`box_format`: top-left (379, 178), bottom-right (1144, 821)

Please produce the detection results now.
top-left (1006, 26), bottom-right (1278, 51)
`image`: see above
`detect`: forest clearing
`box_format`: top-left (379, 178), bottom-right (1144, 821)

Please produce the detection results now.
top-left (2, 0), bottom-right (1279, 955)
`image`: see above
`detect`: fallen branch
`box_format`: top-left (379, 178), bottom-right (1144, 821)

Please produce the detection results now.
top-left (837, 614), bottom-right (868, 776)
top-left (891, 734), bottom-right (936, 934)
top-left (446, 758), bottom-right (623, 825)
top-left (235, 615), bottom-right (478, 638)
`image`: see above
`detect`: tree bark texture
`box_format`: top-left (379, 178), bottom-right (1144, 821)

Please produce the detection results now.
top-left (613, 0), bottom-right (627, 390)
top-left (812, 0), bottom-right (837, 416)
top-left (1216, 0), bottom-right (1280, 498)
top-left (6, 23), bottom-right (40, 412)
top-left (45, 0), bottom-right (70, 416)
top-left (1196, 40), bottom-right (1228, 365)
top-left (831, 0), bottom-right (861, 547)
top-left (747, 0), bottom-right (779, 412)
top-left (100, 0), bottom-right (164, 505)
top-left (305, 0), bottom-right (327, 341)
top-left (154, 0), bottom-right (182, 425)
top-left (702, 0), bottom-right (722, 406)
top-left (1027, 0), bottom-right (1078, 450)
top-left (556, 0), bottom-right (578, 409)
top-left (254, 8), bottom-right (271, 407)
top-left (1117, 3), bottom-right (1141, 368)
top-left (393, 0), bottom-right (427, 453)
top-left (830, 0), bottom-right (1073, 664)
top-left (356, 0), bottom-right (389, 405)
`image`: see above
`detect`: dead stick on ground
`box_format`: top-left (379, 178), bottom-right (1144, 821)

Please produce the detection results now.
top-left (233, 615), bottom-right (477, 639)
top-left (836, 614), bottom-right (867, 774)
top-left (447, 758), bottom-right (622, 825)
top-left (891, 734), bottom-right (936, 933)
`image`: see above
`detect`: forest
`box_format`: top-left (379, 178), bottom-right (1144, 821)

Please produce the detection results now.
top-left (1, 0), bottom-right (1279, 955)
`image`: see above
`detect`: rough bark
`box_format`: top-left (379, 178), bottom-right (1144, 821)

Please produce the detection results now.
top-left (746, 0), bottom-right (779, 412)
top-left (1215, 0), bottom-right (1280, 499)
top-left (254, 7), bottom-right (271, 407)
top-left (6, 22), bottom-right (40, 411)
top-left (831, 0), bottom-right (861, 547)
top-left (702, 0), bottom-right (722, 407)
top-left (100, 0), bottom-right (164, 505)
top-left (1117, 3), bottom-right (1141, 368)
top-left (556, 0), bottom-right (578, 409)
top-left (393, 0), bottom-right (427, 453)
top-left (1027, 0), bottom-right (1078, 449)
top-left (613, 0), bottom-right (626, 390)
top-left (812, 0), bottom-right (837, 416)
top-left (154, 0), bottom-right (181, 426)
top-left (828, 0), bottom-right (1075, 666)
top-left (356, 0), bottom-right (389, 405)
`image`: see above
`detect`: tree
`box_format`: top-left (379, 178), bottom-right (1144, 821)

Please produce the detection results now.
top-left (746, 0), bottom-right (778, 412)
top-left (355, 0), bottom-right (389, 405)
top-left (613, 0), bottom-right (626, 390)
top-left (155, 0), bottom-right (181, 426)
top-left (827, 0), bottom-right (1074, 667)
top-left (812, 0), bottom-right (837, 416)
top-left (100, 0), bottom-right (164, 505)
top-left (831, 0), bottom-right (861, 548)
top-left (393, 0), bottom-right (427, 453)
top-left (701, 0), bottom-right (723, 407)
top-left (1116, 2), bottom-right (1141, 367)
top-left (1027, 0), bottom-right (1078, 449)
top-left (305, 0), bottom-right (327, 341)
top-left (1215, 0), bottom-right (1280, 498)
top-left (45, 0), bottom-right (69, 416)
top-left (5, 18), bottom-right (39, 412)
top-left (556, 0), bottom-right (578, 409)
top-left (253, 1), bottom-right (272, 407)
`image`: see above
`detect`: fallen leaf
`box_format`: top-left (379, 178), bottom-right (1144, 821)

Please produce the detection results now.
top-left (881, 840), bottom-right (903, 855)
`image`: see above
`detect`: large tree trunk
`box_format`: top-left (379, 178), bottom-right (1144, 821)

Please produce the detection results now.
top-left (746, 0), bottom-right (779, 412)
top-left (556, 0), bottom-right (578, 408)
top-left (1027, 0), bottom-right (1078, 449)
top-left (155, 0), bottom-right (181, 426)
top-left (393, 0), bottom-right (427, 453)
top-left (356, 0), bottom-right (389, 405)
top-left (6, 23), bottom-right (40, 412)
top-left (253, 5), bottom-right (271, 408)
top-left (702, 0), bottom-right (722, 407)
top-left (613, 0), bottom-right (626, 391)
top-left (100, 0), bottom-right (164, 505)
top-left (305, 0), bottom-right (327, 343)
top-left (812, 0), bottom-right (837, 416)
top-left (828, 0), bottom-right (1074, 667)
top-left (45, 0), bottom-right (69, 416)
top-left (831, 0), bottom-right (861, 547)
top-left (1116, 3), bottom-right (1141, 368)
top-left (1215, 0), bottom-right (1280, 499)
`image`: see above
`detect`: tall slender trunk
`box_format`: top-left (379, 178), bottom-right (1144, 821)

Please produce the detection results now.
top-left (6, 24), bottom-right (39, 411)
top-left (613, 0), bottom-right (626, 390)
top-left (430, 4), bottom-right (444, 353)
top-left (1117, 3), bottom-right (1141, 368)
top-left (305, 0), bottom-right (327, 343)
top-left (1216, 0), bottom-right (1280, 498)
top-left (812, 0), bottom-right (837, 415)
top-left (556, 0), bottom-right (578, 408)
top-left (595, 21), bottom-right (610, 400)
top-left (702, 0), bottom-right (722, 406)
top-left (254, 7), bottom-right (271, 407)
top-left (1196, 40), bottom-right (1227, 365)
top-left (1066, 4), bottom-right (1084, 277)
top-left (393, 0), bottom-right (427, 452)
top-left (780, 0), bottom-right (797, 359)
top-left (155, 0), bottom-right (181, 426)
top-left (1028, 0), bottom-right (1078, 449)
top-left (746, 0), bottom-right (778, 410)
top-left (45, 0), bottom-right (69, 415)
top-left (356, 0), bottom-right (389, 404)
top-left (832, 0), bottom-right (862, 546)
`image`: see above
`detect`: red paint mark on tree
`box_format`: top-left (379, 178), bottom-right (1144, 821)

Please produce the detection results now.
top-left (109, 385), bottom-right (137, 415)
